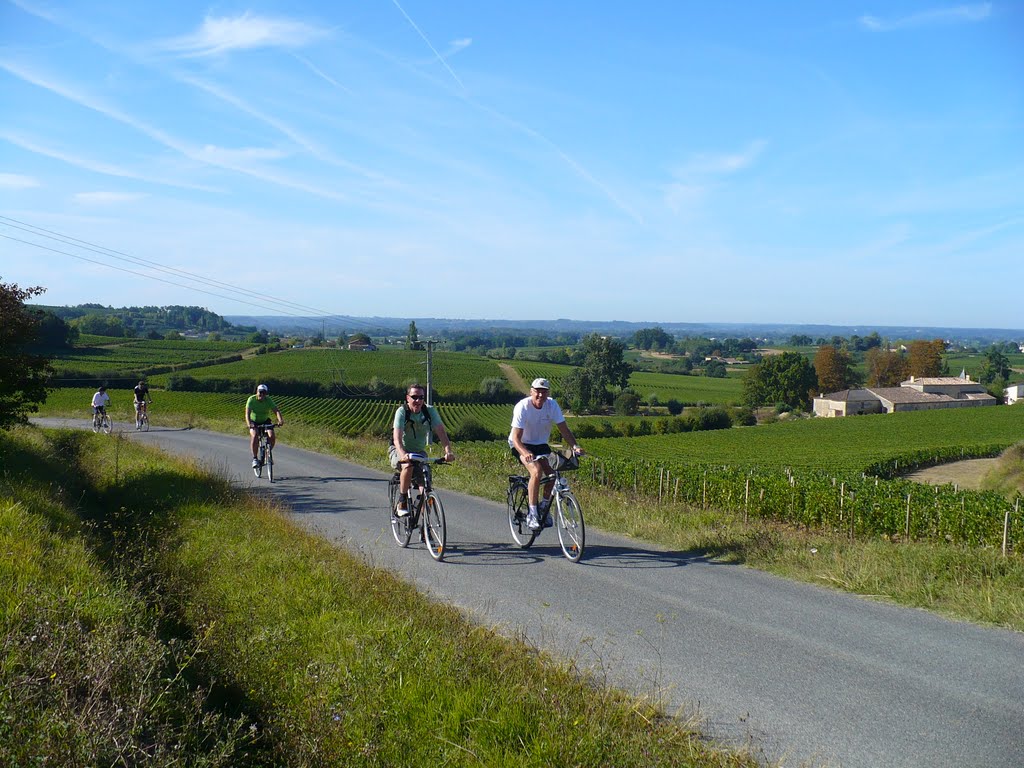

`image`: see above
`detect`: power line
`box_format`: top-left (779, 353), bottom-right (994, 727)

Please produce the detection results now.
top-left (0, 215), bottom-right (384, 332)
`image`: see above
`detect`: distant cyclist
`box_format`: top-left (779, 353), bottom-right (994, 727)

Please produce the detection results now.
top-left (91, 386), bottom-right (110, 417)
top-left (509, 378), bottom-right (583, 531)
top-left (133, 380), bottom-right (151, 424)
top-left (390, 384), bottom-right (454, 516)
top-left (245, 383), bottom-right (284, 468)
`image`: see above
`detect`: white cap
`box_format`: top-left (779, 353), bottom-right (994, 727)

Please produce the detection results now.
top-left (531, 378), bottom-right (551, 390)
top-left (256, 383), bottom-right (269, 392)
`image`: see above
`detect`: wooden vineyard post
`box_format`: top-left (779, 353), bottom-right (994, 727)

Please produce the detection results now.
top-left (744, 476), bottom-right (750, 524)
top-left (673, 477), bottom-right (680, 504)
top-left (702, 471), bottom-right (707, 510)
top-left (658, 468), bottom-right (664, 504)
top-left (905, 493), bottom-right (911, 540)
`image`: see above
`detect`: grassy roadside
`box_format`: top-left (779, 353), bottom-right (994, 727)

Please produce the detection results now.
top-left (127, 411), bottom-right (1024, 632)
top-left (4, 425), bottom-right (759, 767)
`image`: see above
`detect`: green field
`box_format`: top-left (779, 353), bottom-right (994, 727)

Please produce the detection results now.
top-left (583, 405), bottom-right (1024, 474)
top-left (51, 339), bottom-right (254, 378)
top-left (40, 387), bottom-right (514, 438)
top-left (628, 371), bottom-right (743, 405)
top-left (147, 347), bottom-right (507, 398)
top-left (945, 351), bottom-right (1024, 380)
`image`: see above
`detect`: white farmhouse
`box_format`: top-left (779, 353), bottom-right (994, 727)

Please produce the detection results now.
top-left (1005, 382), bottom-right (1024, 405)
top-left (813, 375), bottom-right (996, 417)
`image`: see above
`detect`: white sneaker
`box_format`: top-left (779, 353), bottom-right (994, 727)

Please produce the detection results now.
top-left (525, 510), bottom-right (542, 531)
top-left (252, 457), bottom-right (260, 468)
top-left (395, 500), bottom-right (409, 518)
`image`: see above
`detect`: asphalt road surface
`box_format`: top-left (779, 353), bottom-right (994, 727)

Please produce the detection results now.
top-left (36, 420), bottom-right (1024, 767)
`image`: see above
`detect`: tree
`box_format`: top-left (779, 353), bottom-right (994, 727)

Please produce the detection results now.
top-left (742, 351), bottom-right (817, 410)
top-left (74, 312), bottom-right (125, 337)
top-left (613, 390), bottom-right (640, 416)
top-left (814, 344), bottom-right (857, 394)
top-left (561, 334), bottom-right (632, 413)
top-left (632, 326), bottom-right (673, 351)
top-left (703, 360), bottom-right (727, 378)
top-left (866, 348), bottom-right (908, 387)
top-left (407, 321), bottom-right (420, 350)
top-left (906, 339), bottom-right (945, 378)
top-left (0, 281), bottom-right (53, 429)
top-left (978, 346), bottom-right (1011, 385)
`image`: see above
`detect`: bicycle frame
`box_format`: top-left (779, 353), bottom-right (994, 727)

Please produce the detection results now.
top-left (389, 455), bottom-right (447, 561)
top-left (507, 453), bottom-right (585, 562)
top-left (252, 424), bottom-right (277, 482)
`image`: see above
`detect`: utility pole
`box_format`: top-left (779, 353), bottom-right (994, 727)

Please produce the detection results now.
top-left (425, 340), bottom-right (435, 444)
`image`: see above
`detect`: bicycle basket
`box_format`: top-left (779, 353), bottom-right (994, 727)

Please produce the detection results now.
top-left (549, 451), bottom-right (579, 471)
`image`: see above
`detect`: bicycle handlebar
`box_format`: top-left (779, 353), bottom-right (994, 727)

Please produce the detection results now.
top-left (399, 454), bottom-right (449, 465)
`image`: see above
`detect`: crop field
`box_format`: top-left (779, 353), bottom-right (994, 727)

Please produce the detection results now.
top-left (945, 351), bottom-right (1024, 378)
top-left (39, 388), bottom-right (514, 437)
top-left (582, 405), bottom-right (1024, 474)
top-left (147, 348), bottom-right (507, 397)
top-left (628, 371), bottom-right (743, 405)
top-left (51, 339), bottom-right (253, 376)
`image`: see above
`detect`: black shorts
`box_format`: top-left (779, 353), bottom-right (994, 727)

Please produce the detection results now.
top-left (511, 442), bottom-right (550, 461)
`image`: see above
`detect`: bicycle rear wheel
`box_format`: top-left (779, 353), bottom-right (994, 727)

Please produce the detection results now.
top-left (555, 491), bottom-right (585, 562)
top-left (422, 492), bottom-right (446, 561)
top-left (507, 481), bottom-right (536, 549)
top-left (140, 413), bottom-right (150, 431)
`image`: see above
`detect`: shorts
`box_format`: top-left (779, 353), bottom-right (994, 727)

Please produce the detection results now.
top-left (389, 445), bottom-right (427, 469)
top-left (511, 442), bottom-right (550, 461)
top-left (133, 400), bottom-right (146, 411)
top-left (92, 406), bottom-right (106, 414)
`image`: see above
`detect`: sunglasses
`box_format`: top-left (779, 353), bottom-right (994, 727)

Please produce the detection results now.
top-left (408, 394), bottom-right (424, 400)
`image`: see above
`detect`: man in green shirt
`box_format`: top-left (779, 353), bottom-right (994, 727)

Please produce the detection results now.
top-left (245, 383), bottom-right (284, 468)
top-left (390, 384), bottom-right (455, 515)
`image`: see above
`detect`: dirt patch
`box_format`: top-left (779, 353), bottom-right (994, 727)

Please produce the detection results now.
top-left (904, 458), bottom-right (998, 490)
top-left (498, 363), bottom-right (528, 394)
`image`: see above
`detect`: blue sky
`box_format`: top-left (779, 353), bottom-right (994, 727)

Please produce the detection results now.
top-left (1, 1), bottom-right (1021, 328)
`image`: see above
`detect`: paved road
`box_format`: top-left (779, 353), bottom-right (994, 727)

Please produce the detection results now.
top-left (38, 420), bottom-right (1024, 767)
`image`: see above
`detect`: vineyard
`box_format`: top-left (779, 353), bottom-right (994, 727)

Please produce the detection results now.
top-left (39, 388), bottom-right (514, 438)
top-left (146, 348), bottom-right (507, 397)
top-left (51, 339), bottom-right (254, 378)
top-left (581, 405), bottom-right (1024, 474)
top-left (628, 371), bottom-right (743, 405)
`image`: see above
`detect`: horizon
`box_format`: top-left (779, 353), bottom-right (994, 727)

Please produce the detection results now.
top-left (3, 1), bottom-right (1022, 327)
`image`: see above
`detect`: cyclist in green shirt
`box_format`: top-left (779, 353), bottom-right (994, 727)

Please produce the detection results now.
top-left (245, 383), bottom-right (284, 468)
top-left (390, 384), bottom-right (455, 516)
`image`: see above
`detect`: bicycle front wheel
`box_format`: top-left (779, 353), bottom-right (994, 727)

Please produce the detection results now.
top-left (507, 481), bottom-right (536, 549)
top-left (391, 504), bottom-right (414, 548)
top-left (140, 413), bottom-right (149, 432)
top-left (422, 493), bottom-right (446, 561)
top-left (555, 491), bottom-right (585, 562)
top-left (101, 415), bottom-right (113, 435)
top-left (266, 446), bottom-right (274, 483)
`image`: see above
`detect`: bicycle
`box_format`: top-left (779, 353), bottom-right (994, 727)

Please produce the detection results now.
top-left (507, 449), bottom-right (585, 562)
top-left (388, 453), bottom-right (448, 562)
top-left (135, 401), bottom-right (150, 431)
top-left (252, 423), bottom-right (278, 483)
top-left (91, 408), bottom-right (113, 434)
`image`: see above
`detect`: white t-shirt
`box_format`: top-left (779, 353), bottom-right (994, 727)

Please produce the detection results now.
top-left (92, 391), bottom-right (110, 408)
top-left (508, 396), bottom-right (564, 446)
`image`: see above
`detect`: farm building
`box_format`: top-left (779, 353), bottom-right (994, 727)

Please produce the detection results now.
top-left (813, 375), bottom-right (996, 417)
top-left (1005, 382), bottom-right (1024, 405)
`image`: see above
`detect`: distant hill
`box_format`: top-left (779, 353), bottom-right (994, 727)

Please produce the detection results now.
top-left (225, 315), bottom-right (1024, 345)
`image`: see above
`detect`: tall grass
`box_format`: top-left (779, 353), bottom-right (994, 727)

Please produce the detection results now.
top-left (5, 426), bottom-right (758, 767)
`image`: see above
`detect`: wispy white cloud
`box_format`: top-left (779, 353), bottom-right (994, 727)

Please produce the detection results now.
top-left (73, 191), bottom-right (146, 205)
top-left (678, 140), bottom-right (768, 177)
top-left (292, 54), bottom-right (353, 95)
top-left (1, 132), bottom-right (220, 192)
top-left (444, 38), bottom-right (473, 58)
top-left (157, 13), bottom-right (329, 57)
top-left (0, 59), bottom-right (359, 203)
top-left (0, 172), bottom-right (41, 189)
top-left (860, 3), bottom-right (991, 31)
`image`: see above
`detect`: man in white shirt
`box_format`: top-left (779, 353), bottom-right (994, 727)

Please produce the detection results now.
top-left (508, 378), bottom-right (583, 530)
top-left (91, 386), bottom-right (110, 414)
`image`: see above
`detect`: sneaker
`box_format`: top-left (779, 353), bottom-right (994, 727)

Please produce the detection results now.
top-left (252, 457), bottom-right (260, 468)
top-left (525, 510), bottom-right (542, 531)
top-left (395, 499), bottom-right (409, 518)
